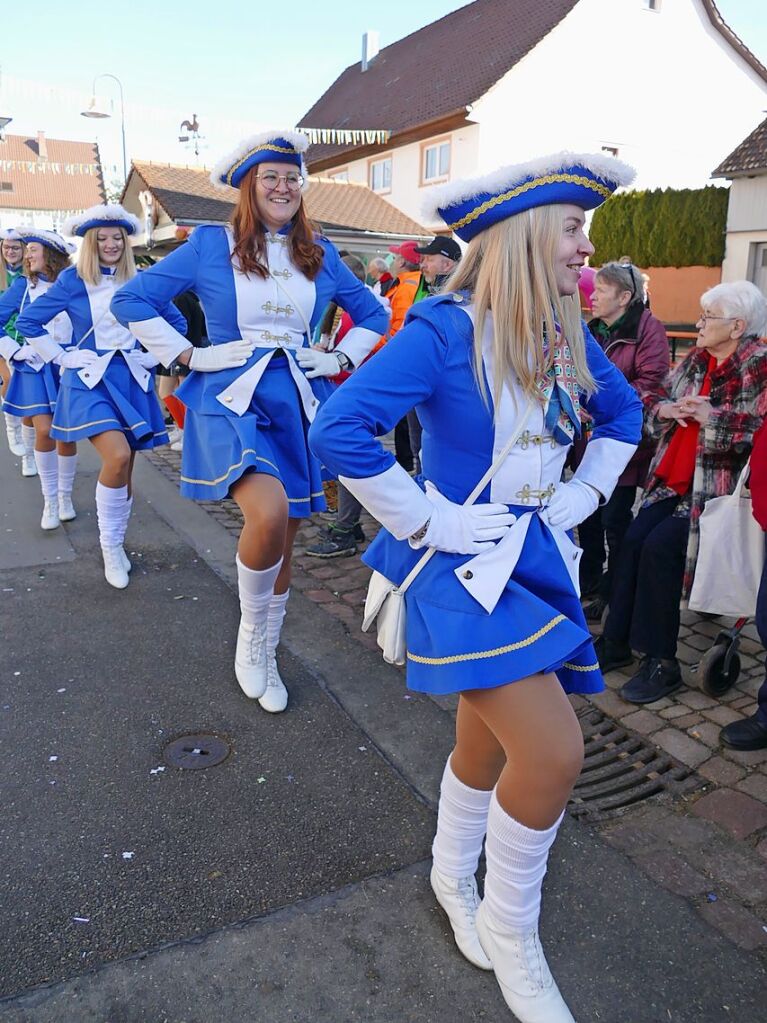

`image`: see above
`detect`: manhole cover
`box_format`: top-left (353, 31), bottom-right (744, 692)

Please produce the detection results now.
top-left (164, 733), bottom-right (230, 770)
top-left (568, 707), bottom-right (703, 822)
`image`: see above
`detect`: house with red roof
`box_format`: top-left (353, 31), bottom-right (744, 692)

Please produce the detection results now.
top-left (712, 118), bottom-right (767, 292)
top-left (299, 0), bottom-right (767, 230)
top-left (0, 131), bottom-right (105, 233)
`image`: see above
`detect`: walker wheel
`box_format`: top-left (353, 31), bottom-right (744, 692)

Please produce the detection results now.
top-left (698, 643), bottom-right (741, 697)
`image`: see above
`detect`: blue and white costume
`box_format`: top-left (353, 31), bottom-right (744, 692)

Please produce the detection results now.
top-left (110, 222), bottom-right (388, 509)
top-left (111, 129), bottom-right (389, 712)
top-left (311, 150), bottom-right (642, 1023)
top-left (16, 263), bottom-right (181, 450)
top-left (1, 228), bottom-right (28, 458)
top-left (312, 293), bottom-right (641, 695)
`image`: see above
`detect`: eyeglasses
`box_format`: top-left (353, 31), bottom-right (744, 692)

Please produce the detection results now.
top-left (255, 171), bottom-right (304, 192)
top-left (697, 313), bottom-right (737, 324)
top-left (619, 263), bottom-right (638, 304)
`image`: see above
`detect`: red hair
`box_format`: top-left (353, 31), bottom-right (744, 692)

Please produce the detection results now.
top-left (230, 167), bottom-right (323, 280)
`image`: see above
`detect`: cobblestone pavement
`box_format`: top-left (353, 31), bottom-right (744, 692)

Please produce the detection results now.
top-left (144, 444), bottom-right (767, 957)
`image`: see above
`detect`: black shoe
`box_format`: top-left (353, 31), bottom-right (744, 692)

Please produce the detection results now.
top-left (350, 522), bottom-right (365, 542)
top-left (583, 596), bottom-right (608, 623)
top-left (620, 658), bottom-right (683, 704)
top-left (594, 635), bottom-right (634, 673)
top-left (305, 527), bottom-right (358, 559)
top-left (720, 713), bottom-right (767, 751)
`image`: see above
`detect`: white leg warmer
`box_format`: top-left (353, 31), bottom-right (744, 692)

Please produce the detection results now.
top-left (34, 449), bottom-right (59, 499)
top-left (57, 453), bottom-right (78, 496)
top-left (237, 555), bottom-right (282, 624)
top-left (432, 756), bottom-right (493, 879)
top-left (483, 792), bottom-right (564, 933)
top-left (96, 482), bottom-right (129, 549)
top-left (267, 589), bottom-right (290, 655)
top-left (21, 424), bottom-right (35, 457)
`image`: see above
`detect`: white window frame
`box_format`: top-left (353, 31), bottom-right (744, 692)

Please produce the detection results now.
top-left (421, 139), bottom-right (451, 185)
top-left (368, 157), bottom-right (392, 194)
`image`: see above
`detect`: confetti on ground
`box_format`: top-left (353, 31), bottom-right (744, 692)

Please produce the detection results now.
top-left (122, 852), bottom-right (135, 860)
top-left (706, 892), bottom-right (718, 902)
top-left (49, 756), bottom-right (58, 762)
top-left (173, 595), bottom-right (185, 600)
top-left (150, 766), bottom-right (166, 775)
top-left (57, 688), bottom-right (66, 694)
top-left (13, 672), bottom-right (20, 677)
top-left (358, 746), bottom-right (367, 752)
top-left (257, 776), bottom-right (266, 784)
top-left (73, 916), bottom-right (90, 924)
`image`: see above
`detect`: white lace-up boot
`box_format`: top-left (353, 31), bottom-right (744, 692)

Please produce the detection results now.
top-left (57, 453), bottom-right (78, 521)
top-left (235, 556), bottom-right (282, 700)
top-left (35, 449), bottom-right (60, 530)
top-left (96, 482), bottom-right (131, 589)
top-left (4, 413), bottom-right (24, 456)
top-left (477, 795), bottom-right (574, 1022)
top-left (430, 757), bottom-right (493, 969)
top-left (258, 590), bottom-right (289, 713)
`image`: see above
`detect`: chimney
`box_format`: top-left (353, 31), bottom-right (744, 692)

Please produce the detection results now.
top-left (37, 130), bottom-right (48, 160)
top-left (361, 30), bottom-right (379, 72)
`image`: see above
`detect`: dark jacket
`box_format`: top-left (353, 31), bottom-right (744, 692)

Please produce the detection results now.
top-left (587, 303), bottom-right (670, 487)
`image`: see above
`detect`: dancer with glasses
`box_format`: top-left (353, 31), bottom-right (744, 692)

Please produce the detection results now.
top-left (310, 153), bottom-right (642, 1021)
top-left (112, 130), bottom-right (389, 713)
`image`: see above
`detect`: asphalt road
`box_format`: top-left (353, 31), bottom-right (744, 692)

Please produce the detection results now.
top-left (1, 438), bottom-right (765, 1022)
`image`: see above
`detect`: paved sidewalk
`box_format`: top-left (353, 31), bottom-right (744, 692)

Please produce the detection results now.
top-left (145, 444), bottom-right (767, 959)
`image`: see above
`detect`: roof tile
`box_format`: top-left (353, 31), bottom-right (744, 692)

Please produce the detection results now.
top-left (0, 133), bottom-right (105, 213)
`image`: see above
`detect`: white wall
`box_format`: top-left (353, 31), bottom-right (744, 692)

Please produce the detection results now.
top-left (725, 176), bottom-right (767, 233)
top-left (0, 209), bottom-right (60, 231)
top-left (469, 0), bottom-right (767, 190)
top-left (318, 0), bottom-right (767, 230)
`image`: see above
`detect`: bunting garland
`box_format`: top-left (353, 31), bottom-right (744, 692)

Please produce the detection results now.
top-left (298, 127), bottom-right (391, 146)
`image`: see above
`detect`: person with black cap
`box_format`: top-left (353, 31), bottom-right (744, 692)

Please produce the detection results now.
top-left (414, 236), bottom-right (462, 301)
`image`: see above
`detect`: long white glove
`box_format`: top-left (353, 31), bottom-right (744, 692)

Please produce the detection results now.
top-left (55, 349), bottom-right (100, 370)
top-left (544, 479), bottom-right (600, 532)
top-left (412, 482), bottom-right (517, 555)
top-left (133, 349), bottom-right (160, 370)
top-left (10, 345), bottom-right (39, 363)
top-left (295, 347), bottom-right (344, 379)
top-left (188, 340), bottom-right (254, 372)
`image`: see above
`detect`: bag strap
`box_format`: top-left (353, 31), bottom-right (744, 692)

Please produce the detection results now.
top-left (398, 402), bottom-right (535, 594)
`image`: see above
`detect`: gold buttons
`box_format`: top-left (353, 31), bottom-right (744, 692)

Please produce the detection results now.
top-left (224, 395), bottom-right (233, 403)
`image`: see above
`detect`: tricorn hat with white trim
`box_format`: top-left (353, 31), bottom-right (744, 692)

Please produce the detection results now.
top-left (210, 129), bottom-right (309, 191)
top-left (62, 204), bottom-right (141, 238)
top-left (423, 152), bottom-right (636, 242)
top-left (0, 227), bottom-right (24, 242)
top-left (16, 228), bottom-right (76, 255)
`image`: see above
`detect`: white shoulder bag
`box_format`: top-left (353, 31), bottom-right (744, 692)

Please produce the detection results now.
top-left (689, 460), bottom-right (765, 618)
top-left (362, 404), bottom-right (533, 665)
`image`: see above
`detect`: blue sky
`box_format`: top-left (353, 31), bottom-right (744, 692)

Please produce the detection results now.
top-left (0, 0), bottom-right (765, 182)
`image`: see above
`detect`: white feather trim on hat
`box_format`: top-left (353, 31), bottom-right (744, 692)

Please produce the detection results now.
top-left (0, 227), bottom-right (24, 241)
top-left (16, 228), bottom-right (76, 255)
top-left (210, 128), bottom-right (309, 192)
top-left (62, 204), bottom-right (141, 238)
top-left (422, 151), bottom-right (636, 223)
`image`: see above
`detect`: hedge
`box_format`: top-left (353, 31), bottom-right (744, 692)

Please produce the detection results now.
top-left (589, 185), bottom-right (728, 267)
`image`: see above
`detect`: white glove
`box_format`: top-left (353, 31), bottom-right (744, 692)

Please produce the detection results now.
top-left (55, 349), bottom-right (100, 370)
top-left (10, 345), bottom-right (39, 363)
top-left (544, 479), bottom-right (600, 532)
top-left (295, 347), bottom-right (343, 379)
top-left (188, 340), bottom-right (254, 372)
top-left (412, 482), bottom-right (517, 555)
top-left (134, 349), bottom-right (160, 370)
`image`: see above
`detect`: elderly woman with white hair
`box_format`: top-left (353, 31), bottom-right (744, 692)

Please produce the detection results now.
top-left (597, 280), bottom-right (767, 704)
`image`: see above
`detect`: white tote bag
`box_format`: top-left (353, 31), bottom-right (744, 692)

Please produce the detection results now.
top-left (362, 406), bottom-right (533, 666)
top-left (689, 462), bottom-right (765, 618)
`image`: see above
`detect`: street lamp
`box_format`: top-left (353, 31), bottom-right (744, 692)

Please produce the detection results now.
top-left (81, 74), bottom-right (127, 181)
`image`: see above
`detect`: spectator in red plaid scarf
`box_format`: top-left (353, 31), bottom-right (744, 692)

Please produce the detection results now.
top-left (596, 281), bottom-right (767, 704)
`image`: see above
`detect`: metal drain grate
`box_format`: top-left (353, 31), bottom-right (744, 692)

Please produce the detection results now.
top-left (568, 707), bottom-right (704, 822)
top-left (164, 733), bottom-right (231, 770)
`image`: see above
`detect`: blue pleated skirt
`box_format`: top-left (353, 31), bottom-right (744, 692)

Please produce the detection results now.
top-left (50, 357), bottom-right (168, 449)
top-left (363, 508), bottom-right (604, 697)
top-left (2, 361), bottom-right (59, 417)
top-left (177, 354), bottom-right (326, 514)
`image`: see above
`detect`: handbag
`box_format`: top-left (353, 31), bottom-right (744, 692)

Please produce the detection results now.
top-left (362, 404), bottom-right (533, 665)
top-left (689, 461), bottom-right (765, 617)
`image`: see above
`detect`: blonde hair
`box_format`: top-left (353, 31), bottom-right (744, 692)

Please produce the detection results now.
top-left (0, 238), bottom-right (25, 292)
top-left (77, 227), bottom-right (136, 286)
top-left (445, 205), bottom-right (596, 413)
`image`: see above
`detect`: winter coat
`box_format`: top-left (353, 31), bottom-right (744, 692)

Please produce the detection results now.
top-left (643, 335), bottom-right (767, 599)
top-left (587, 304), bottom-right (670, 487)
